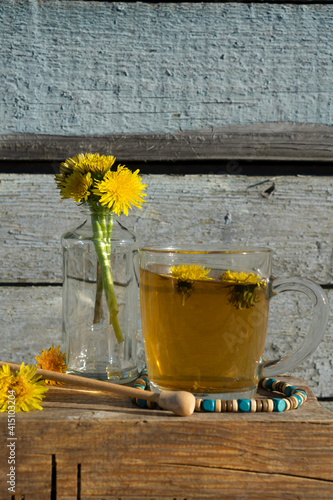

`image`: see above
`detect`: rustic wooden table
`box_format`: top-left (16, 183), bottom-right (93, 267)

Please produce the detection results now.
top-left (0, 376), bottom-right (332, 499)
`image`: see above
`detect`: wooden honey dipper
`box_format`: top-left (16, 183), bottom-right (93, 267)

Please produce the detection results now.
top-left (0, 361), bottom-right (196, 417)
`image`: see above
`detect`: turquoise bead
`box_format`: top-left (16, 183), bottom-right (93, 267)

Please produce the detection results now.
top-left (295, 390), bottom-right (307, 399)
top-left (293, 395), bottom-right (303, 408)
top-left (202, 399), bottom-right (215, 412)
top-left (284, 385), bottom-right (297, 397)
top-left (138, 399), bottom-right (148, 408)
top-left (238, 399), bottom-right (251, 412)
top-left (272, 398), bottom-right (287, 412)
top-left (264, 378), bottom-right (276, 390)
top-left (134, 383), bottom-right (146, 390)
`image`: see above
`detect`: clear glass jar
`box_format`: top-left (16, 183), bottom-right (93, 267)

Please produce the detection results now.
top-left (62, 206), bottom-right (139, 383)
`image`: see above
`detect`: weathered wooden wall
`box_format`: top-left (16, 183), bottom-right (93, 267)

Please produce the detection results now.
top-left (0, 1), bottom-right (332, 400)
top-left (1, 171), bottom-right (332, 397)
top-left (1, 1), bottom-right (332, 135)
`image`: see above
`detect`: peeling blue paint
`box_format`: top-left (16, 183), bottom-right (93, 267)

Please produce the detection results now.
top-left (1, 1), bottom-right (332, 135)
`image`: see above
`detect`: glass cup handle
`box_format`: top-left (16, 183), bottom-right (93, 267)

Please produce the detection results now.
top-left (261, 276), bottom-right (329, 377)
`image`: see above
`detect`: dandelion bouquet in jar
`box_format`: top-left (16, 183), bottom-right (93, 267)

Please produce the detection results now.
top-left (55, 153), bottom-right (147, 343)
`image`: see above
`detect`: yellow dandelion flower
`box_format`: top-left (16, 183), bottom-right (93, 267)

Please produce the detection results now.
top-left (55, 153), bottom-right (116, 202)
top-left (35, 345), bottom-right (67, 386)
top-left (58, 171), bottom-right (93, 203)
top-left (55, 152), bottom-right (149, 344)
top-left (93, 165), bottom-right (147, 216)
top-left (55, 157), bottom-right (78, 190)
top-left (170, 264), bottom-right (212, 282)
top-left (220, 270), bottom-right (264, 285)
top-left (0, 363), bottom-right (48, 413)
top-left (60, 153), bottom-right (116, 177)
top-left (221, 271), bottom-right (266, 310)
top-left (170, 264), bottom-right (212, 306)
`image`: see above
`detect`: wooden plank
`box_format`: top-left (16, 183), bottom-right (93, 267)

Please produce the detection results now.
top-left (0, 174), bottom-right (332, 284)
top-left (0, 377), bottom-right (332, 498)
top-left (0, 286), bottom-right (332, 398)
top-left (1, 123), bottom-right (333, 162)
top-left (321, 401), bottom-right (333, 412)
top-left (0, 286), bottom-right (64, 367)
top-left (1, 3), bottom-right (333, 137)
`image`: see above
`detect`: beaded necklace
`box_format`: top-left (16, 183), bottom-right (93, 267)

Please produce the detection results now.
top-left (132, 369), bottom-right (307, 413)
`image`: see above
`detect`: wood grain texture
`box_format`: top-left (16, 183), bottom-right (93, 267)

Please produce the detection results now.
top-left (1, 286), bottom-right (332, 397)
top-left (0, 377), bottom-right (332, 498)
top-left (1, 123), bottom-right (333, 162)
top-left (321, 401), bottom-right (333, 412)
top-left (1, 174), bottom-right (332, 283)
top-left (1, 2), bottom-right (333, 136)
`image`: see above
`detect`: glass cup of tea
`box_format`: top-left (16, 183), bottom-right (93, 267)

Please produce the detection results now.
top-left (138, 246), bottom-right (329, 400)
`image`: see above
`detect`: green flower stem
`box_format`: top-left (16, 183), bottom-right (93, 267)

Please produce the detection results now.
top-left (93, 262), bottom-right (104, 324)
top-left (91, 212), bottom-right (124, 344)
top-left (107, 214), bottom-right (113, 251)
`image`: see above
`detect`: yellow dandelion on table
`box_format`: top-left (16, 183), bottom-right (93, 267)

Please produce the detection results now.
top-left (170, 264), bottom-right (212, 282)
top-left (35, 345), bottom-right (68, 386)
top-left (0, 363), bottom-right (48, 413)
top-left (93, 165), bottom-right (147, 216)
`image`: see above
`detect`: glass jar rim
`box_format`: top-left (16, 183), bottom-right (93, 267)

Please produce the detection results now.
top-left (138, 245), bottom-right (273, 255)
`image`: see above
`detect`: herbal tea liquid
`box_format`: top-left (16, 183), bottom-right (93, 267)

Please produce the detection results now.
top-left (140, 267), bottom-right (269, 395)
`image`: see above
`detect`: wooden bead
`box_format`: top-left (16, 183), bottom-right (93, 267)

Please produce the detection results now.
top-left (232, 400), bottom-right (238, 412)
top-left (283, 398), bottom-right (291, 411)
top-left (226, 400), bottom-right (233, 412)
top-left (195, 399), bottom-right (202, 412)
top-left (293, 396), bottom-right (299, 408)
top-left (260, 378), bottom-right (268, 389)
top-left (256, 399), bottom-right (263, 412)
top-left (250, 400), bottom-right (256, 412)
top-left (214, 399), bottom-right (222, 413)
top-left (262, 399), bottom-right (269, 412)
top-left (267, 400), bottom-right (274, 412)
top-left (286, 396), bottom-right (297, 409)
top-left (278, 382), bottom-right (288, 394)
top-left (279, 382), bottom-right (288, 394)
top-left (221, 400), bottom-right (227, 412)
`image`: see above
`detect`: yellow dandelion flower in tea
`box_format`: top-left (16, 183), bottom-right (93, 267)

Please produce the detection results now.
top-left (220, 270), bottom-right (266, 310)
top-left (35, 345), bottom-right (68, 386)
top-left (170, 264), bottom-right (212, 306)
top-left (220, 270), bottom-right (265, 286)
top-left (0, 363), bottom-right (48, 413)
top-left (170, 264), bottom-right (212, 282)
top-left (58, 171), bottom-right (93, 203)
top-left (93, 165), bottom-right (147, 216)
